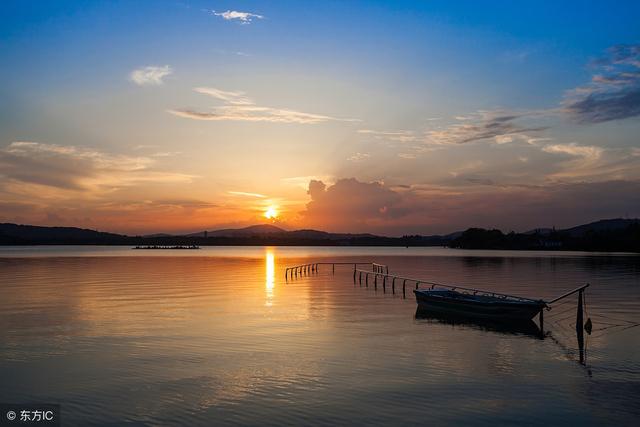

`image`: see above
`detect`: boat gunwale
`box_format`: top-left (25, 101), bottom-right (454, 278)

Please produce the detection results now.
top-left (414, 289), bottom-right (546, 307)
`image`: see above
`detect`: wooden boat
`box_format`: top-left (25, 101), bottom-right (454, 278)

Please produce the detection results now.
top-left (413, 288), bottom-right (546, 321)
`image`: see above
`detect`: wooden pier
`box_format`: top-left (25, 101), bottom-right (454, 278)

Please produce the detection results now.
top-left (285, 260), bottom-right (592, 360)
top-left (285, 262), bottom-right (387, 280)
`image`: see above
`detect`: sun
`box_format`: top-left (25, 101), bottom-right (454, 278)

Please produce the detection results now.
top-left (264, 206), bottom-right (278, 220)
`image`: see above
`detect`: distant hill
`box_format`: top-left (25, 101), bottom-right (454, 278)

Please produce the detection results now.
top-left (194, 224), bottom-right (286, 238)
top-left (1, 218), bottom-right (638, 251)
top-left (450, 218), bottom-right (640, 252)
top-left (563, 218), bottom-right (640, 237)
top-left (0, 223), bottom-right (129, 245)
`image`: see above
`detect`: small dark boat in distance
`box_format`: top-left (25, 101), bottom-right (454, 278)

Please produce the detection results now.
top-left (414, 288), bottom-right (546, 321)
top-left (132, 245), bottom-right (201, 250)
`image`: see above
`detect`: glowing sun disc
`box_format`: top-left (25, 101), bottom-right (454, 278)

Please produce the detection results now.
top-left (264, 206), bottom-right (278, 219)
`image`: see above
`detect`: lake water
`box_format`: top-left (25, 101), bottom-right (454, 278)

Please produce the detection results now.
top-left (1, 246), bottom-right (639, 426)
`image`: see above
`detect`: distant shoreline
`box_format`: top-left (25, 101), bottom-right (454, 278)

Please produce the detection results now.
top-left (1, 244), bottom-right (639, 254)
top-left (1, 218), bottom-right (638, 253)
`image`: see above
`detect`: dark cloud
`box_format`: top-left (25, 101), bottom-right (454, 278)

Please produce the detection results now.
top-left (304, 178), bottom-right (402, 224)
top-left (299, 178), bottom-right (640, 235)
top-left (564, 44), bottom-right (640, 123)
top-left (427, 112), bottom-right (547, 145)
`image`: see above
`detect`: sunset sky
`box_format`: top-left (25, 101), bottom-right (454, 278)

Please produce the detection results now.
top-left (1, 0), bottom-right (640, 235)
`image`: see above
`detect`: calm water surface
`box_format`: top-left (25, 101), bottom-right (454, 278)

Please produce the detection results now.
top-left (1, 246), bottom-right (639, 426)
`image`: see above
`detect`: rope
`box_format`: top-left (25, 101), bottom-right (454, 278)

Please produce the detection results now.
top-left (546, 305), bottom-right (577, 318)
top-left (588, 312), bottom-right (639, 325)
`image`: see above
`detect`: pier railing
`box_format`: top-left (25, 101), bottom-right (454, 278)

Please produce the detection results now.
top-left (353, 268), bottom-right (546, 301)
top-left (284, 259), bottom-right (593, 364)
top-left (285, 262), bottom-right (388, 280)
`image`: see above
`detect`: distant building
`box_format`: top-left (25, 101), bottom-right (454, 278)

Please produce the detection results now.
top-left (204, 231), bottom-right (208, 238)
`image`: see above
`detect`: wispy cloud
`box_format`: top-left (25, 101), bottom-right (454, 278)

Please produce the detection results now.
top-left (0, 141), bottom-right (194, 193)
top-left (193, 87), bottom-right (253, 105)
top-left (426, 111), bottom-right (548, 145)
top-left (169, 87), bottom-right (359, 124)
top-left (347, 152), bottom-right (370, 162)
top-left (205, 9), bottom-right (264, 24)
top-left (357, 129), bottom-right (419, 142)
top-left (542, 142), bottom-right (604, 160)
top-left (563, 44), bottom-right (640, 123)
top-left (228, 191), bottom-right (267, 198)
top-left (129, 65), bottom-right (172, 86)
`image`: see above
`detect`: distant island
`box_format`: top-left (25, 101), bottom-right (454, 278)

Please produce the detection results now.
top-left (0, 218), bottom-right (638, 252)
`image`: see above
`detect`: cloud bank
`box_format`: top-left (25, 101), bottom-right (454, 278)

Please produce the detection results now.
top-left (299, 178), bottom-right (640, 235)
top-left (0, 141), bottom-right (193, 192)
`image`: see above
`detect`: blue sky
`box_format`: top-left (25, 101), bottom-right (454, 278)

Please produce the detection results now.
top-left (1, 1), bottom-right (639, 234)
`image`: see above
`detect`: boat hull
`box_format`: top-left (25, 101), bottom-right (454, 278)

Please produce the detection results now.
top-left (414, 290), bottom-right (544, 321)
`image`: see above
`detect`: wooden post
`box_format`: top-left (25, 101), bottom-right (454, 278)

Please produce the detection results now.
top-left (577, 290), bottom-right (585, 363)
top-left (365, 273), bottom-right (369, 287)
top-left (382, 276), bottom-right (386, 293)
top-left (403, 279), bottom-right (407, 298)
top-left (332, 263), bottom-right (335, 274)
top-left (374, 274), bottom-right (377, 289)
top-left (353, 266), bottom-right (356, 283)
top-left (359, 271), bottom-right (362, 284)
top-left (539, 309), bottom-right (544, 334)
top-left (392, 277), bottom-right (396, 294)
top-left (416, 281), bottom-right (419, 290)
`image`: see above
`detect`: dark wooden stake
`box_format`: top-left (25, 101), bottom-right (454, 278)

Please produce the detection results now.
top-left (577, 290), bottom-right (585, 364)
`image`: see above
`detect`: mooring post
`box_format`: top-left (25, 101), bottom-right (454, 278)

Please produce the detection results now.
top-left (576, 289), bottom-right (584, 359)
top-left (365, 273), bottom-right (369, 287)
top-left (332, 264), bottom-right (335, 275)
top-left (386, 266), bottom-right (389, 274)
top-left (403, 279), bottom-right (407, 298)
top-left (353, 266), bottom-right (356, 283)
top-left (382, 275), bottom-right (386, 293)
top-left (539, 309), bottom-right (544, 334)
top-left (374, 274), bottom-right (377, 289)
top-left (416, 281), bottom-right (420, 290)
top-left (359, 271), bottom-right (362, 284)
top-left (392, 277), bottom-right (396, 294)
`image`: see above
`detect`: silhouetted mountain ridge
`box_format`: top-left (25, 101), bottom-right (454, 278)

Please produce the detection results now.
top-left (450, 218), bottom-right (639, 252)
top-left (1, 218), bottom-right (638, 251)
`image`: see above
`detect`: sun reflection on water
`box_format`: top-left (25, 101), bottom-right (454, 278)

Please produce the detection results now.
top-left (265, 248), bottom-right (275, 306)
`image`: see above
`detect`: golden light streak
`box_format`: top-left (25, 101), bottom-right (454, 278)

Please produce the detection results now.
top-left (265, 248), bottom-right (275, 306)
